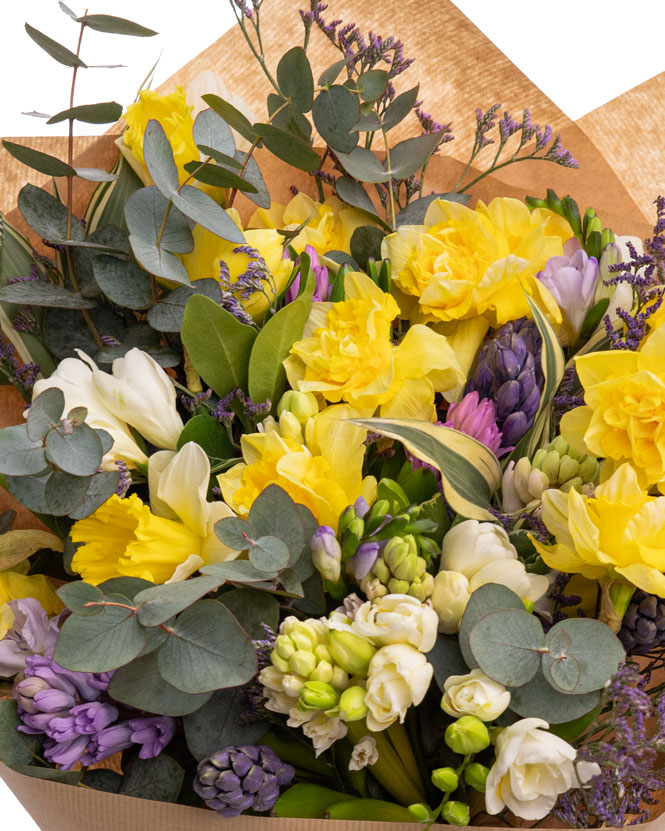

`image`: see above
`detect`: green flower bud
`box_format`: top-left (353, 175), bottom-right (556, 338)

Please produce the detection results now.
top-left (364, 499), bottom-right (391, 535)
top-left (289, 649), bottom-right (317, 677)
top-left (377, 477), bottom-right (410, 513)
top-left (531, 448), bottom-right (547, 468)
top-left (314, 644), bottom-right (332, 663)
top-left (541, 450), bottom-right (562, 485)
top-left (414, 557), bottom-right (427, 578)
top-left (371, 513), bottom-right (410, 540)
top-left (464, 763), bottom-right (490, 793)
top-left (285, 620), bottom-right (319, 651)
top-left (587, 215), bottom-right (603, 236)
top-left (330, 665), bottom-right (349, 690)
top-left (408, 803), bottom-right (433, 822)
top-left (441, 800), bottom-right (470, 826)
top-left (383, 535), bottom-right (411, 571)
top-left (415, 535), bottom-right (440, 562)
top-left (277, 390), bottom-right (319, 424)
top-left (578, 456), bottom-right (599, 482)
top-left (327, 630), bottom-right (376, 677)
top-left (338, 685), bottom-right (368, 721)
top-left (522, 597), bottom-right (535, 613)
top-left (489, 726), bottom-right (503, 745)
top-left (338, 505), bottom-right (358, 537)
top-left (299, 681), bottom-right (340, 711)
top-left (560, 476), bottom-right (583, 494)
top-left (408, 572), bottom-right (434, 602)
top-left (549, 435), bottom-right (569, 456)
top-left (310, 659), bottom-right (333, 683)
top-left (372, 557), bottom-right (391, 585)
top-left (444, 716), bottom-right (490, 755)
top-left (388, 578), bottom-right (411, 594)
top-left (558, 454), bottom-right (579, 483)
top-left (270, 650), bottom-right (291, 674)
top-left (431, 767), bottom-right (459, 792)
top-left (274, 635), bottom-right (296, 661)
top-left (341, 518), bottom-right (365, 560)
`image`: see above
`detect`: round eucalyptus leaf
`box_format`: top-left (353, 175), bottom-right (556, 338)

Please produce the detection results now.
top-left (125, 187), bottom-right (193, 253)
top-left (5, 474), bottom-right (51, 514)
top-left (459, 583), bottom-right (525, 668)
top-left (542, 618), bottom-right (625, 694)
top-left (214, 516), bottom-right (254, 550)
top-left (469, 608), bottom-right (544, 688)
top-left (44, 471), bottom-right (91, 516)
top-left (93, 255), bottom-right (153, 309)
top-left (248, 484), bottom-right (305, 566)
top-left (277, 46), bottom-right (314, 113)
top-left (27, 387), bottom-right (65, 441)
top-left (68, 470), bottom-right (120, 520)
top-left (249, 536), bottom-right (290, 573)
top-left (0, 425), bottom-right (48, 475)
top-left (57, 580), bottom-right (105, 616)
top-left (143, 119), bottom-right (178, 196)
top-left (509, 672), bottom-right (600, 724)
top-left (45, 423), bottom-right (103, 476)
top-left (193, 108), bottom-right (235, 157)
top-left (312, 86), bottom-right (359, 154)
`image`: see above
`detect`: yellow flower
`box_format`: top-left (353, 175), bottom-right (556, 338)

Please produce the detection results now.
top-left (0, 572), bottom-right (62, 638)
top-left (532, 463), bottom-right (665, 597)
top-left (561, 323), bottom-right (665, 490)
top-left (250, 193), bottom-right (366, 256)
top-left (70, 442), bottom-right (237, 585)
top-left (180, 209), bottom-right (292, 321)
top-left (217, 406), bottom-right (377, 530)
top-left (381, 197), bottom-right (567, 326)
top-left (122, 87), bottom-right (200, 186)
top-left (283, 272), bottom-right (464, 419)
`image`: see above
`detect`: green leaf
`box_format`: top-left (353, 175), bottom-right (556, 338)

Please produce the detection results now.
top-left (44, 471), bottom-right (91, 516)
top-left (68, 470), bottom-right (120, 520)
top-left (509, 672), bottom-right (600, 724)
top-left (219, 588), bottom-right (279, 639)
top-left (2, 140), bottom-right (75, 177)
top-left (54, 598), bottom-right (146, 671)
top-left (183, 687), bottom-right (269, 761)
top-left (59, 2), bottom-right (78, 21)
top-left (109, 651), bottom-right (211, 716)
top-left (350, 226), bottom-right (385, 271)
top-left (335, 177), bottom-right (390, 230)
top-left (0, 281), bottom-right (96, 309)
top-left (0, 528), bottom-right (63, 572)
top-left (352, 112), bottom-right (382, 132)
top-left (580, 297), bottom-right (610, 339)
top-left (352, 418), bottom-right (502, 521)
top-left (5, 474), bottom-right (51, 514)
top-left (459, 583), bottom-right (525, 668)
top-left (275, 784), bottom-right (356, 818)
top-left (318, 55), bottom-right (356, 88)
top-left (248, 297), bottom-right (308, 408)
top-left (277, 47), bottom-right (314, 112)
top-left (143, 120), bottom-right (179, 196)
top-left (196, 147), bottom-right (242, 169)
top-left (171, 185), bottom-right (245, 243)
top-left (57, 580), bottom-right (104, 616)
top-left (328, 799), bottom-right (415, 822)
top-left (388, 131), bottom-right (445, 180)
top-left (232, 150), bottom-right (271, 209)
top-left (119, 755), bottom-right (184, 803)
top-left (129, 238), bottom-right (191, 285)
top-left (549, 701), bottom-right (603, 741)
top-left (75, 167), bottom-right (118, 182)
top-left (85, 151), bottom-right (143, 235)
top-left (176, 413), bottom-right (233, 461)
top-left (157, 600), bottom-right (256, 694)
top-left (267, 94), bottom-right (313, 142)
top-left (0, 700), bottom-right (35, 766)
top-left (193, 108), bottom-right (235, 157)
top-left (200, 559), bottom-right (279, 583)
top-left (24, 23), bottom-right (87, 67)
top-left (357, 70), bottom-right (389, 102)
top-left (429, 634), bottom-right (469, 690)
top-left (336, 146), bottom-right (390, 183)
top-left (254, 123), bottom-right (321, 172)
top-left (202, 94), bottom-right (257, 144)
top-left (10, 766), bottom-right (83, 785)
top-left (181, 294), bottom-right (257, 397)
top-left (249, 535), bottom-right (290, 572)
top-left (182, 160), bottom-right (257, 192)
top-left (396, 192), bottom-right (470, 226)
top-left (312, 86), bottom-right (359, 154)
top-left (470, 608), bottom-right (545, 687)
top-left (82, 769), bottom-right (123, 793)
top-left (77, 14), bottom-right (157, 36)
top-left (382, 85), bottom-right (419, 131)
top-left (0, 425), bottom-right (47, 475)
top-left (44, 423), bottom-right (103, 476)
top-left (26, 388), bottom-right (64, 441)
top-left (47, 102), bottom-right (122, 125)
top-left (147, 279), bottom-right (221, 332)
top-left (92, 255), bottom-right (153, 309)
top-left (135, 576), bottom-right (222, 627)
top-left (248, 484), bottom-right (305, 565)
top-left (542, 618), bottom-right (624, 695)
top-left (214, 516), bottom-right (253, 550)
top-left (98, 576), bottom-right (155, 600)
top-left (18, 184), bottom-right (85, 243)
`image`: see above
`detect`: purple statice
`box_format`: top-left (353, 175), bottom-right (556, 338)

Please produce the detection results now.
top-left (0, 336), bottom-right (40, 395)
top-left (555, 663), bottom-right (665, 827)
top-left (285, 245), bottom-right (330, 304)
top-left (218, 261), bottom-right (256, 326)
top-left (12, 308), bottom-right (37, 334)
top-left (211, 387), bottom-right (270, 429)
top-left (442, 391), bottom-right (506, 456)
top-left (194, 745), bottom-right (294, 817)
top-left (0, 598), bottom-right (60, 678)
top-left (100, 334), bottom-right (121, 347)
top-left (415, 103), bottom-right (454, 143)
top-left (6, 265), bottom-right (46, 285)
top-left (114, 460), bottom-right (132, 498)
top-left (552, 365), bottom-right (585, 431)
top-left (547, 571), bottom-right (583, 627)
top-left (180, 387), bottom-right (213, 414)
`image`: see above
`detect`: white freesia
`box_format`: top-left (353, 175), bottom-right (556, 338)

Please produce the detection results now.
top-left (287, 709), bottom-right (347, 756)
top-left (148, 442), bottom-right (237, 581)
top-left (83, 348), bottom-right (183, 450)
top-left (485, 718), bottom-right (600, 820)
top-left (351, 594), bottom-right (438, 652)
top-left (430, 571), bottom-right (471, 634)
top-left (441, 669), bottom-right (511, 722)
top-left (441, 520), bottom-right (516, 577)
top-left (365, 644), bottom-right (433, 732)
top-left (469, 559), bottom-right (550, 603)
top-left (349, 736), bottom-right (378, 770)
top-left (31, 356), bottom-right (147, 469)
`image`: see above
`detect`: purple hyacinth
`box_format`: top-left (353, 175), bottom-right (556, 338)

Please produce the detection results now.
top-left (129, 716), bottom-right (177, 759)
top-left (0, 598), bottom-right (60, 678)
top-left (618, 591), bottom-right (665, 655)
top-left (466, 317), bottom-right (543, 447)
top-left (194, 745), bottom-right (295, 818)
top-left (443, 391), bottom-right (506, 456)
top-left (286, 245), bottom-right (330, 304)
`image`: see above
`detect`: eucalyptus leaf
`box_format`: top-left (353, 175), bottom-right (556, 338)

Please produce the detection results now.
top-left (2, 140), bottom-right (75, 178)
top-left (267, 95), bottom-right (313, 142)
top-left (202, 94), bottom-right (257, 144)
top-left (318, 55), bottom-right (356, 88)
top-left (44, 423), bottom-right (103, 476)
top-left (143, 120), bottom-right (179, 197)
top-left (192, 108), bottom-right (235, 157)
top-left (357, 70), bottom-right (389, 102)
top-left (24, 23), bottom-right (86, 67)
top-left (0, 281), bottom-right (96, 309)
top-left (83, 770), bottom-right (123, 793)
top-left (254, 123), bottom-right (320, 172)
top-left (335, 147), bottom-right (390, 183)
top-left (119, 755), bottom-right (184, 803)
top-left (135, 576), bottom-right (222, 627)
top-left (388, 131), bottom-right (446, 180)
top-left (75, 167), bottom-right (118, 182)
top-left (26, 388), bottom-right (64, 442)
top-left (249, 484), bottom-right (305, 565)
top-left (11, 766), bottom-right (83, 785)
top-left (469, 608), bottom-right (544, 688)
top-left (47, 102), bottom-right (122, 125)
top-left (98, 577), bottom-right (155, 600)
top-left (277, 47), bottom-right (314, 112)
top-left (350, 226), bottom-right (385, 271)
top-left (352, 112), bottom-right (382, 132)
top-left (509, 672), bottom-right (601, 724)
top-left (429, 634), bottom-right (469, 690)
top-left (458, 583), bottom-right (525, 668)
top-left (214, 516), bottom-right (254, 550)
top-left (382, 85), bottom-right (419, 130)
top-left (57, 580), bottom-right (104, 616)
top-left (312, 86), bottom-right (359, 154)
top-left (44, 471), bottom-right (91, 516)
top-left (200, 559), bottom-right (279, 583)
top-left (0, 425), bottom-right (47, 475)
top-left (129, 237), bottom-right (191, 286)
top-left (92, 255), bottom-right (153, 309)
top-left (18, 184), bottom-right (85, 243)
top-left (182, 161), bottom-right (257, 192)
top-left (147, 279), bottom-right (221, 333)
top-left (184, 687), bottom-right (269, 761)
top-left (0, 700), bottom-right (35, 766)
top-left (542, 618), bottom-right (624, 695)
top-left (171, 186), bottom-right (245, 243)
top-left (249, 536), bottom-right (291, 572)
top-left (77, 14), bottom-right (157, 36)
top-left (335, 177), bottom-right (390, 230)
top-left (219, 588), bottom-right (279, 639)
top-left (233, 151), bottom-right (270, 209)
top-left (5, 474), bottom-right (51, 514)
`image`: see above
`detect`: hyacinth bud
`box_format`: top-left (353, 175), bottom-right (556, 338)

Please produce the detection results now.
top-left (464, 762), bottom-right (490, 792)
top-left (338, 505), bottom-right (358, 536)
top-left (596, 243), bottom-right (622, 301)
top-left (431, 766), bottom-right (459, 792)
top-left (444, 390), bottom-right (505, 456)
top-left (415, 535), bottom-right (440, 563)
top-left (311, 526), bottom-right (342, 582)
top-left (298, 681), bottom-right (340, 711)
top-left (289, 650), bottom-right (317, 677)
top-left (310, 660), bottom-right (334, 684)
top-left (407, 573), bottom-right (435, 602)
top-left (276, 391), bottom-right (319, 424)
top-left (338, 686), bottom-right (368, 721)
top-left (358, 535), bottom-right (433, 602)
top-left (618, 590), bottom-right (665, 655)
top-left (14, 677), bottom-right (51, 714)
top-left (360, 577), bottom-right (389, 600)
top-left (441, 801), bottom-right (470, 827)
top-left (341, 518), bottom-right (365, 561)
top-left (384, 535), bottom-right (418, 581)
top-left (278, 410), bottom-right (303, 443)
top-left (364, 499), bottom-right (391, 535)
top-left (587, 215), bottom-right (603, 236)
top-left (327, 630), bottom-right (376, 677)
top-left (408, 803), bottom-right (433, 822)
top-left (444, 716), bottom-right (490, 755)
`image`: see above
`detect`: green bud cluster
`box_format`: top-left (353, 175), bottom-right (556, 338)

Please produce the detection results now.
top-left (271, 618), bottom-right (349, 690)
top-left (360, 534), bottom-right (434, 601)
top-left (531, 435), bottom-right (599, 492)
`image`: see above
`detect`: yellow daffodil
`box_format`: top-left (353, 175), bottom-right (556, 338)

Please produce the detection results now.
top-left (561, 323), bottom-right (665, 491)
top-left (121, 87), bottom-right (200, 186)
top-left (381, 197), bottom-right (568, 326)
top-left (250, 193), bottom-right (366, 256)
top-left (180, 209), bottom-right (292, 321)
top-left (0, 572), bottom-right (62, 638)
top-left (217, 406), bottom-right (377, 530)
top-left (532, 463), bottom-right (665, 597)
top-left (70, 442), bottom-right (237, 585)
top-left (283, 271), bottom-right (464, 420)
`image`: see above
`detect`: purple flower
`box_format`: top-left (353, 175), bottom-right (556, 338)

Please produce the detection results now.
top-left (70, 702), bottom-right (119, 735)
top-left (311, 525), bottom-right (342, 582)
top-left (43, 735), bottom-right (90, 769)
top-left (286, 245), bottom-right (330, 304)
top-left (129, 716), bottom-right (176, 759)
top-left (443, 391), bottom-right (506, 456)
top-left (0, 598), bottom-right (59, 678)
top-left (347, 541), bottom-right (380, 580)
top-left (81, 722), bottom-right (134, 765)
top-left (537, 248), bottom-right (599, 345)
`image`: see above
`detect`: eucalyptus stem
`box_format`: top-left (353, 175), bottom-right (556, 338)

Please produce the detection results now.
top-left (381, 129), bottom-right (396, 229)
top-left (228, 0), bottom-right (281, 94)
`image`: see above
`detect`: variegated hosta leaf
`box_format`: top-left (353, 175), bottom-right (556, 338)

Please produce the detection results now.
top-left (0, 529), bottom-right (64, 571)
top-left (351, 418), bottom-right (501, 521)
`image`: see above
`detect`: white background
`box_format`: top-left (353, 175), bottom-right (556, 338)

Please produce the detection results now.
top-left (1, 0), bottom-right (665, 827)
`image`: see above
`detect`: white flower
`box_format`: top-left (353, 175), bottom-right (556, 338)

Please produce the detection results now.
top-left (349, 736), bottom-right (378, 771)
top-left (430, 571), bottom-right (471, 634)
top-left (469, 559), bottom-right (550, 604)
top-left (85, 348), bottom-right (183, 450)
top-left (441, 520), bottom-right (516, 578)
top-left (289, 709), bottom-right (347, 756)
top-left (485, 718), bottom-right (600, 820)
top-left (365, 644), bottom-right (433, 732)
top-left (441, 669), bottom-right (511, 722)
top-left (351, 594), bottom-right (438, 652)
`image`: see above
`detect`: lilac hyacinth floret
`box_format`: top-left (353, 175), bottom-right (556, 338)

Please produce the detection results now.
top-left (0, 598), bottom-right (60, 678)
top-left (443, 390), bottom-right (506, 456)
top-left (194, 745), bottom-right (295, 817)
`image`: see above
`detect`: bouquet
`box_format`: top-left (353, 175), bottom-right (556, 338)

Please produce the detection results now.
top-left (1, 1), bottom-right (664, 828)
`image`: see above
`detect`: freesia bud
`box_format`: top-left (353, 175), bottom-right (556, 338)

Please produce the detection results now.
top-left (276, 390), bottom-right (320, 424)
top-left (464, 762), bottom-right (490, 792)
top-left (431, 767), bottom-right (459, 792)
top-left (537, 250), bottom-right (599, 345)
top-left (408, 803), bottom-right (433, 822)
top-left (347, 542), bottom-right (380, 580)
top-left (338, 686), bottom-right (368, 721)
top-left (298, 681), bottom-right (340, 711)
top-left (431, 571), bottom-right (471, 634)
top-left (311, 526), bottom-right (342, 582)
top-left (441, 801), bottom-right (470, 826)
top-left (327, 630), bottom-right (376, 677)
top-left (445, 716), bottom-right (491, 755)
